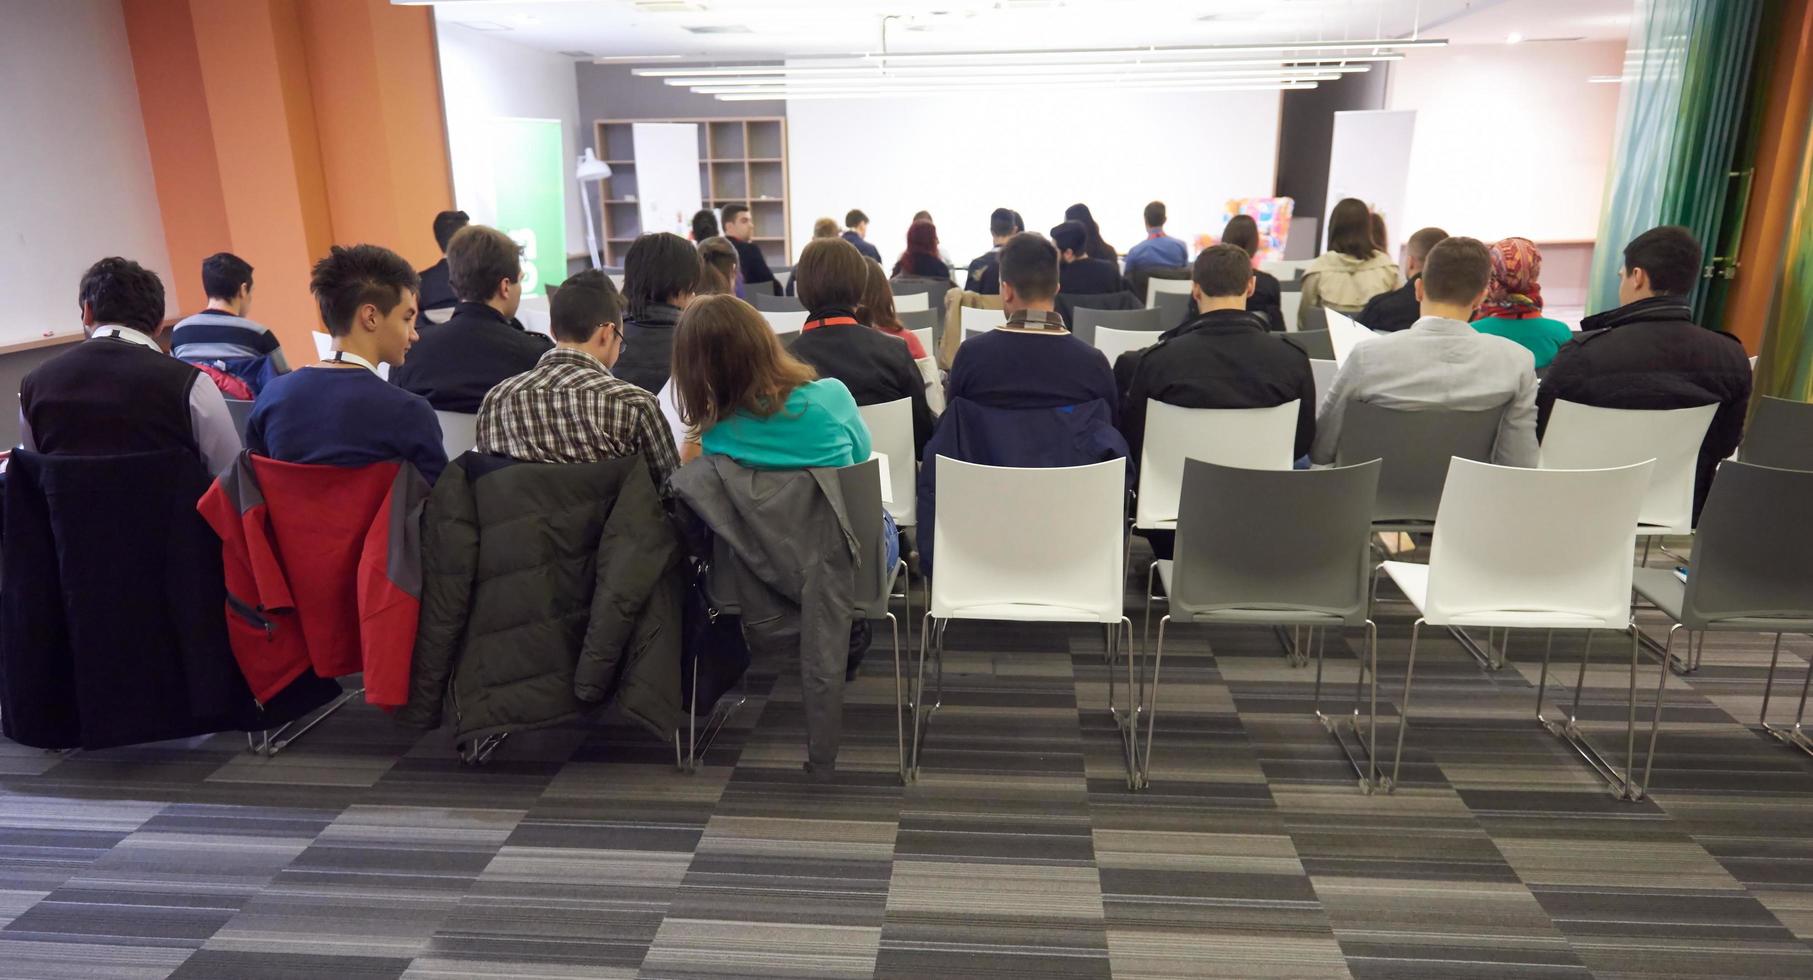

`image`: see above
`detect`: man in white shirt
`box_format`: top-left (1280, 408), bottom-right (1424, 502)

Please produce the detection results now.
top-left (1310, 236), bottom-right (1539, 467)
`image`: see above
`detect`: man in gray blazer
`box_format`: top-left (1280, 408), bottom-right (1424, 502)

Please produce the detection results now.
top-left (1310, 237), bottom-right (1539, 467)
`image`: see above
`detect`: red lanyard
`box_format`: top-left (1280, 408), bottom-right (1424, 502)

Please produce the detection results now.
top-left (802, 316), bottom-right (860, 332)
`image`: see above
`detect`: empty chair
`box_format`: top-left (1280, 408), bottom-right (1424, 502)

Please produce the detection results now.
top-left (435, 410), bottom-right (478, 460)
top-left (1309, 359), bottom-right (1337, 411)
top-left (910, 458), bottom-right (1136, 785)
top-left (959, 305), bottom-right (1006, 333)
top-left (1539, 400), bottom-right (1718, 536)
top-left (750, 291), bottom-right (805, 313)
top-left (1135, 401), bottom-right (1297, 533)
top-left (1072, 306), bottom-right (1163, 347)
top-left (1145, 459), bottom-right (1382, 788)
top-left (1286, 330), bottom-right (1334, 360)
top-left (1739, 396), bottom-right (1813, 470)
top-left (893, 291), bottom-right (930, 313)
top-left (1280, 290), bottom-right (1303, 332)
top-left (1380, 458), bottom-right (1656, 799)
top-left (1334, 401), bottom-right (1502, 531)
top-left (856, 399), bottom-right (917, 529)
top-left (760, 309), bottom-right (809, 334)
top-left (225, 399), bottom-right (254, 441)
top-left (1146, 276), bottom-right (1193, 309)
top-left (1094, 326), bottom-right (1157, 367)
top-left (1153, 290), bottom-right (1191, 330)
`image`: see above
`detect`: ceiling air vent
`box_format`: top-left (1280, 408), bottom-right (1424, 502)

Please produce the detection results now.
top-left (683, 24), bottom-right (754, 34)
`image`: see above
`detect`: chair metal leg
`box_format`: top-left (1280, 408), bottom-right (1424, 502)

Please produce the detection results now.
top-left (1388, 619), bottom-right (1425, 792)
top-left (908, 612), bottom-right (938, 780)
top-left (1536, 625), bottom-right (1665, 801)
top-left (1760, 633), bottom-right (1813, 757)
top-left (1315, 620), bottom-right (1386, 792)
top-left (1449, 625), bottom-right (1507, 671)
top-left (884, 611), bottom-right (904, 785)
top-left (459, 732), bottom-right (510, 765)
top-left (1637, 622), bottom-right (1701, 676)
top-left (252, 687), bottom-right (362, 758)
top-left (1142, 560), bottom-right (1161, 656)
top-left (1140, 615), bottom-right (1169, 790)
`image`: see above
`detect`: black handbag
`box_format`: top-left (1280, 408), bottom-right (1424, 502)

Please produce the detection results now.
top-left (680, 558), bottom-right (750, 715)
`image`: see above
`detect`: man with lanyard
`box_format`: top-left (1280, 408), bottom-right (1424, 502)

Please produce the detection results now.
top-left (244, 244), bottom-right (447, 484)
top-left (20, 256), bottom-right (241, 476)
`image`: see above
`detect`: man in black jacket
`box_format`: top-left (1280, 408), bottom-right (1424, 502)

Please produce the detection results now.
top-left (391, 223), bottom-right (553, 413)
top-left (1052, 220), bottom-right (1129, 295)
top-left (416, 210), bottom-right (469, 313)
top-left (1357, 225), bottom-right (1448, 333)
top-left (722, 203), bottom-right (777, 288)
top-left (964, 207), bottom-right (1019, 294)
top-left (787, 238), bottom-right (934, 455)
top-left (1538, 225), bottom-right (1751, 522)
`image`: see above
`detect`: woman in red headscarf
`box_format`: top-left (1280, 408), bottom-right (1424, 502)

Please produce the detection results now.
top-left (1470, 237), bottom-right (1576, 369)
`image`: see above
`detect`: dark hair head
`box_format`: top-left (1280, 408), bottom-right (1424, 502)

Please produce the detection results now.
top-left (1143, 201), bottom-right (1167, 228)
top-left (906, 219), bottom-right (938, 254)
top-left (1406, 226), bottom-right (1450, 264)
top-left (1327, 198), bottom-right (1378, 261)
top-left (1064, 202), bottom-right (1116, 260)
top-left (624, 232), bottom-right (702, 313)
top-left (856, 259), bottom-right (900, 332)
top-left (1065, 203), bottom-right (1096, 226)
top-left (999, 233), bottom-right (1060, 301)
top-left (670, 294), bottom-right (817, 430)
top-left (1011, 210), bottom-right (1025, 233)
top-left (1623, 225), bottom-right (1701, 295)
top-left (550, 268), bottom-right (622, 344)
top-left (447, 224), bottom-right (522, 302)
top-left (1420, 236), bottom-right (1493, 306)
top-left (201, 252), bottom-right (253, 301)
top-left (696, 236), bottom-right (739, 295)
top-left (1370, 212), bottom-right (1388, 251)
top-left (793, 237), bottom-right (869, 312)
top-left (913, 210), bottom-right (932, 223)
top-left (690, 208), bottom-right (720, 242)
top-left (1193, 244), bottom-right (1254, 299)
top-left (80, 257), bottom-right (165, 335)
top-left (845, 208), bottom-right (868, 229)
top-left (1050, 220), bottom-right (1089, 256)
top-left (310, 244), bottom-right (420, 336)
top-left (432, 209), bottom-right (470, 252)
top-left (989, 207), bottom-right (1017, 238)
top-left (812, 216), bottom-right (840, 239)
top-left (721, 203), bottom-right (750, 226)
top-left (1222, 214), bottom-right (1260, 255)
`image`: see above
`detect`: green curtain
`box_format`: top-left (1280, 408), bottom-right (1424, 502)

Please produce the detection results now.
top-left (1590, 0), bottom-right (1764, 316)
top-left (1754, 127), bottom-right (1813, 400)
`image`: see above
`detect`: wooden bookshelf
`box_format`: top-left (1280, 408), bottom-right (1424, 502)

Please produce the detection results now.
top-left (592, 117), bottom-right (791, 268)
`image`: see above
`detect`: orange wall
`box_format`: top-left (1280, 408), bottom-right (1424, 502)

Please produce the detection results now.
top-left (121, 0), bottom-right (453, 364)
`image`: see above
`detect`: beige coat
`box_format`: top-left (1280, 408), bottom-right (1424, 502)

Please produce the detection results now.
top-left (1299, 250), bottom-right (1400, 328)
top-left (937, 289), bottom-right (1005, 370)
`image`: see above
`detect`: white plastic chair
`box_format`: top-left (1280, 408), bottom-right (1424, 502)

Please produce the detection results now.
top-left (912, 458), bottom-right (1137, 785)
top-left (1134, 401), bottom-right (1298, 531)
top-left (1280, 290), bottom-right (1303, 332)
top-left (655, 378), bottom-right (688, 450)
top-left (916, 357), bottom-right (944, 415)
top-left (1261, 259), bottom-right (1312, 281)
top-left (893, 291), bottom-right (930, 313)
top-left (856, 399), bottom-right (916, 528)
top-left (516, 295), bottom-right (551, 336)
top-left (761, 309), bottom-right (808, 334)
top-left (1310, 359), bottom-right (1337, 411)
top-left (1145, 276), bottom-right (1193, 309)
top-left (422, 307), bottom-right (455, 325)
top-left (435, 410), bottom-right (479, 460)
top-left (959, 306), bottom-right (1006, 333)
top-left (1324, 308), bottom-right (1373, 367)
top-left (1538, 400), bottom-right (1717, 537)
top-left (909, 327), bottom-right (933, 354)
top-left (1379, 458), bottom-right (1658, 799)
top-left (1094, 326), bottom-right (1157, 366)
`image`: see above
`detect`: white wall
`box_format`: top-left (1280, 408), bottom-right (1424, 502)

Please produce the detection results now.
top-left (787, 90), bottom-right (1282, 271)
top-left (0, 0), bottom-right (173, 345)
top-left (1387, 41), bottom-right (1626, 244)
top-left (434, 19), bottom-right (586, 258)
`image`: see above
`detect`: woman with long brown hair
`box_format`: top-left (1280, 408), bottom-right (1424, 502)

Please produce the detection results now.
top-left (696, 236), bottom-right (741, 297)
top-left (857, 259), bottom-right (926, 359)
top-left (1299, 197), bottom-right (1400, 328)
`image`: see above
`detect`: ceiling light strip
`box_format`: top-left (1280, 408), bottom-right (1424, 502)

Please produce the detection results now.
top-left (686, 70), bottom-right (1347, 90)
top-left (631, 53), bottom-right (1404, 75)
top-left (663, 66), bottom-right (1364, 86)
top-left (715, 82), bottom-right (1320, 102)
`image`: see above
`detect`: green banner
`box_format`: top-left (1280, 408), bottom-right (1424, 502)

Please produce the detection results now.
top-left (488, 117), bottom-right (566, 297)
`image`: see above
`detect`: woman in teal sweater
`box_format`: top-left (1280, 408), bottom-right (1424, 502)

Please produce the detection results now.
top-left (1471, 237), bottom-right (1575, 369)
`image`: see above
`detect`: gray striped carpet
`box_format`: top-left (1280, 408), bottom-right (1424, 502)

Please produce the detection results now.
top-left (2, 546), bottom-right (1811, 979)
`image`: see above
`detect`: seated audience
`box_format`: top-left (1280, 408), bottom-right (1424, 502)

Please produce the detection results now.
top-left (964, 207), bottom-right (1019, 294)
top-left (1538, 225), bottom-right (1750, 521)
top-left (790, 239), bottom-right (934, 455)
top-left (893, 219), bottom-right (952, 279)
top-left (722, 203), bottom-right (776, 288)
top-left (1371, 212), bottom-right (1390, 255)
top-left (1051, 220), bottom-right (1129, 295)
top-left (949, 233), bottom-right (1118, 423)
top-left (170, 251), bottom-right (291, 395)
top-left (20, 256), bottom-right (240, 475)
top-left (912, 210), bottom-right (956, 268)
top-left (1065, 203), bottom-right (1119, 261)
top-left (698, 235), bottom-right (742, 297)
top-left (857, 259), bottom-right (929, 360)
top-left (1300, 197), bottom-right (1401, 328)
top-left (1470, 237), bottom-right (1574, 369)
top-left (416, 209), bottom-right (469, 313)
top-left (246, 245), bottom-right (445, 484)
top-left (785, 220), bottom-right (841, 297)
top-left (842, 209), bottom-right (884, 263)
top-left (1311, 237), bottom-right (1538, 467)
top-left (1117, 244), bottom-right (1316, 469)
top-left (1357, 226), bottom-right (1448, 333)
top-left (613, 232), bottom-right (702, 394)
top-left (476, 269), bottom-right (677, 491)
top-left (1220, 214), bottom-right (1285, 332)
top-left (1122, 200), bottom-right (1189, 274)
top-left (390, 224), bottom-right (551, 413)
top-left (690, 208), bottom-right (720, 243)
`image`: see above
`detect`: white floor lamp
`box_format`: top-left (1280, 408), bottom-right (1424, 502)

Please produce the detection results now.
top-left (576, 147), bottom-right (613, 270)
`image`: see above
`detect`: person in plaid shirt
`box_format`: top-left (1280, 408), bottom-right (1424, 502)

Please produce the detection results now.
top-left (476, 270), bottom-right (680, 491)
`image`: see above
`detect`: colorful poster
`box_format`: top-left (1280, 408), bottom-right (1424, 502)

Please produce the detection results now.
top-left (1197, 197), bottom-right (1295, 264)
top-left (488, 117), bottom-right (566, 297)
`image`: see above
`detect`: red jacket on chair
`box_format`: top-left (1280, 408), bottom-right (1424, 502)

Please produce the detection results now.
top-left (198, 453), bottom-right (431, 708)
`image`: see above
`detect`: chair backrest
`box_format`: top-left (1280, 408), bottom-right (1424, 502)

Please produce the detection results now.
top-left (855, 398), bottom-right (917, 526)
top-left (833, 458), bottom-right (891, 607)
top-left (899, 307), bottom-right (937, 334)
top-left (1681, 461), bottom-right (1813, 626)
top-left (1093, 326), bottom-right (1157, 367)
top-left (1300, 305), bottom-right (1328, 333)
top-left (893, 290), bottom-right (930, 313)
top-left (1309, 359), bottom-right (1337, 410)
top-left (1153, 290), bottom-right (1191, 329)
top-left (225, 399), bottom-right (254, 441)
top-left (1172, 458), bottom-right (1381, 624)
top-left (1324, 308), bottom-right (1373, 366)
top-left (750, 291), bottom-right (805, 313)
top-left (422, 307), bottom-right (455, 325)
top-left (909, 326), bottom-right (934, 355)
top-left (1739, 396), bottom-right (1813, 470)
top-left (1280, 290), bottom-right (1303, 331)
top-left (312, 331), bottom-right (333, 361)
top-left (1538, 400), bottom-right (1717, 533)
top-left (960, 305), bottom-right (1006, 333)
top-left (1335, 401), bottom-right (1504, 524)
top-left (929, 457), bottom-right (1125, 622)
top-left (1136, 400), bottom-right (1298, 527)
top-left (761, 309), bottom-right (808, 334)
top-left (1287, 330), bottom-right (1334, 360)
top-left (1425, 458), bottom-right (1653, 628)
top-left (746, 278), bottom-right (779, 296)
top-left (435, 410), bottom-right (479, 460)
top-left (1072, 306), bottom-right (1163, 345)
top-left (916, 356), bottom-right (944, 414)
top-left (1261, 259), bottom-right (1311, 281)
top-left (655, 378), bottom-right (688, 448)
top-left (1146, 276), bottom-right (1194, 308)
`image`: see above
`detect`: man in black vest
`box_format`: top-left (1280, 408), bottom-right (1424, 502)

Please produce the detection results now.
top-left (20, 257), bottom-right (241, 475)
